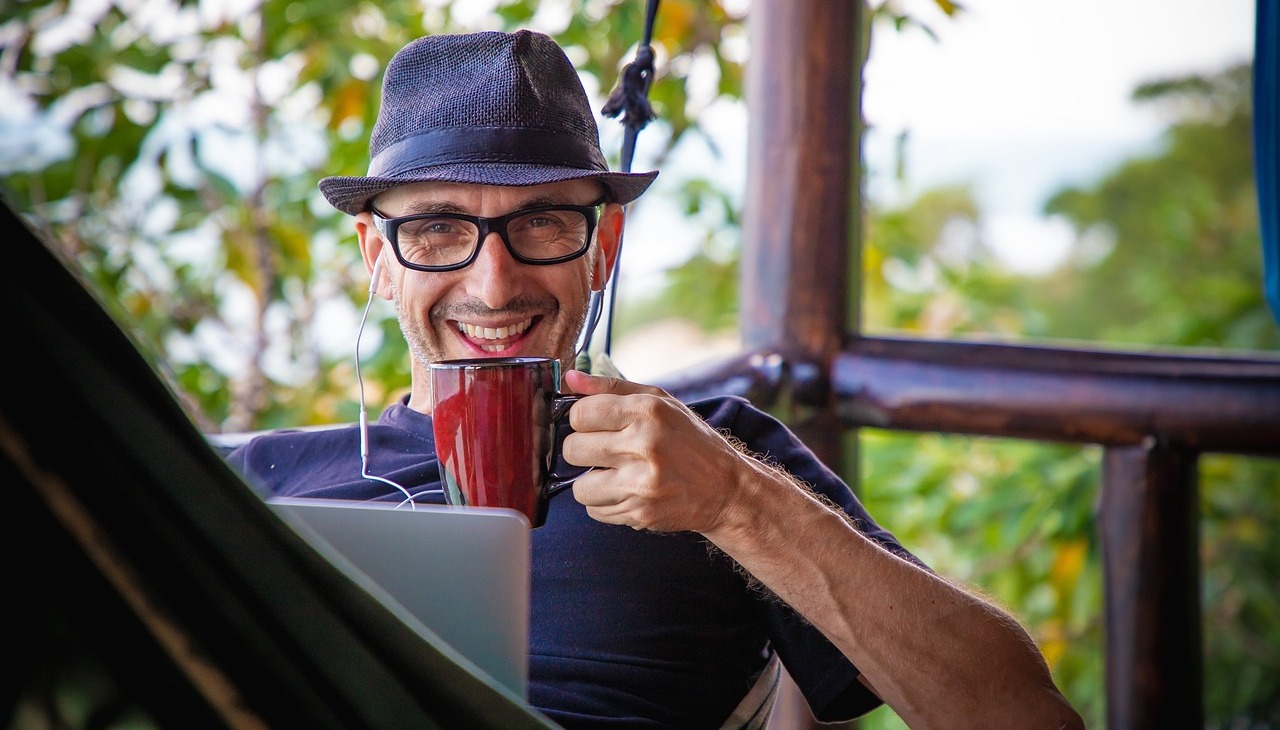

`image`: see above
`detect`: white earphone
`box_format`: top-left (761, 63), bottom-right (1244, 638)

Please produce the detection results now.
top-left (369, 256), bottom-right (383, 295)
top-left (355, 253), bottom-right (433, 507)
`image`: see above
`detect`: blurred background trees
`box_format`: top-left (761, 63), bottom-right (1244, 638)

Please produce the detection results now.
top-left (0, 0), bottom-right (750, 433)
top-left (2, 0), bottom-right (1275, 726)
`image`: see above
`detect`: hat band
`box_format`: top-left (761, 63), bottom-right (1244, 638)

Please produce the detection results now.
top-left (367, 127), bottom-right (610, 178)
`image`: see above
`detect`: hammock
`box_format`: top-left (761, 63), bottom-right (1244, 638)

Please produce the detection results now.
top-left (1, 193), bottom-right (557, 727)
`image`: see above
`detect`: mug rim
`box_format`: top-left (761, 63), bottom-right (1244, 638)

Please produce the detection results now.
top-left (429, 356), bottom-right (556, 370)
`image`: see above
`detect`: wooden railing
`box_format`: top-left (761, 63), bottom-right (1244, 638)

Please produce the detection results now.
top-left (731, 2), bottom-right (1280, 726)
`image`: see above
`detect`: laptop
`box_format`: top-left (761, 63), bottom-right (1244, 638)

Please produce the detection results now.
top-left (266, 497), bottom-right (531, 699)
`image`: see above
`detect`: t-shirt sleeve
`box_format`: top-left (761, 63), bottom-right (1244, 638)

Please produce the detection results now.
top-left (690, 395), bottom-right (927, 722)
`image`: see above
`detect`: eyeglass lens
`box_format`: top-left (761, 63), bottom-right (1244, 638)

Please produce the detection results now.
top-left (394, 209), bottom-right (590, 268)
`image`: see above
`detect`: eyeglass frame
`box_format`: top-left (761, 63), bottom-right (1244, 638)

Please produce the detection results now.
top-left (368, 198), bottom-right (606, 273)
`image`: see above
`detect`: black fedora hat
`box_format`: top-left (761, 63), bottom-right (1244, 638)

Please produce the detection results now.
top-left (319, 30), bottom-right (658, 216)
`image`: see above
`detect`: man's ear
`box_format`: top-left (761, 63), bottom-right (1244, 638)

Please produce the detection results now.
top-left (592, 202), bottom-right (625, 292)
top-left (354, 212), bottom-right (390, 298)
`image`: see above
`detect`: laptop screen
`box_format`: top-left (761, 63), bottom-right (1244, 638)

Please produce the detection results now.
top-left (267, 497), bottom-right (531, 699)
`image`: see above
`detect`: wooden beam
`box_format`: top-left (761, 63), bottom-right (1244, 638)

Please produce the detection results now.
top-left (741, 0), bottom-right (860, 363)
top-left (831, 336), bottom-right (1280, 455)
top-left (1099, 444), bottom-right (1203, 728)
top-left (662, 339), bottom-right (1280, 456)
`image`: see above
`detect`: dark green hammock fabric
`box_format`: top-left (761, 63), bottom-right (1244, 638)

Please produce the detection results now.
top-left (1, 194), bottom-right (556, 728)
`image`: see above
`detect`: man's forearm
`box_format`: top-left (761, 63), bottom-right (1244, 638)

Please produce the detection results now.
top-left (702, 458), bottom-right (1084, 729)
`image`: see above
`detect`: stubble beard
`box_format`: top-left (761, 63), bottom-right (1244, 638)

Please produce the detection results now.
top-left (389, 281), bottom-right (591, 375)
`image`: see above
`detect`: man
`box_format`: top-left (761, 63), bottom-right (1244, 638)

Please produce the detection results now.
top-left (228, 29), bottom-right (1082, 728)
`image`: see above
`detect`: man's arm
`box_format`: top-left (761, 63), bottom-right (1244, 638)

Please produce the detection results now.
top-left (562, 370), bottom-right (1084, 730)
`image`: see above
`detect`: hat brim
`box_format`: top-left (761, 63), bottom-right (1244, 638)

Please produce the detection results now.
top-left (319, 163), bottom-right (658, 216)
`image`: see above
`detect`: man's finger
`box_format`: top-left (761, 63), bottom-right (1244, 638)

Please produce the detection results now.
top-left (567, 468), bottom-right (623, 508)
top-left (560, 430), bottom-right (625, 469)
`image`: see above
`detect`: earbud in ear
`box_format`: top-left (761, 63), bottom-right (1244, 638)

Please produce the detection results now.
top-left (369, 257), bottom-right (383, 294)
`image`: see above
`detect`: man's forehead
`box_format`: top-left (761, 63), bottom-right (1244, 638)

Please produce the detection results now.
top-left (374, 179), bottom-right (603, 213)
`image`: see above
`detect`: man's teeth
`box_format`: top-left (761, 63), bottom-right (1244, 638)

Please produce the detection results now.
top-left (457, 318), bottom-right (532, 345)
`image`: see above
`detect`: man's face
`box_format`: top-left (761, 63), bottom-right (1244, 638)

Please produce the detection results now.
top-left (355, 179), bottom-right (621, 409)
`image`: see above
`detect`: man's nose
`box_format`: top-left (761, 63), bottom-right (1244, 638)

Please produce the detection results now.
top-left (465, 232), bottom-right (523, 309)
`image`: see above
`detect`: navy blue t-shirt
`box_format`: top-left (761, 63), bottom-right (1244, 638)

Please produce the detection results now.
top-left (226, 395), bottom-right (920, 727)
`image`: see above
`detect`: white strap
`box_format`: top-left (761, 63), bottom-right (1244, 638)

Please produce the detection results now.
top-left (718, 651), bottom-right (782, 730)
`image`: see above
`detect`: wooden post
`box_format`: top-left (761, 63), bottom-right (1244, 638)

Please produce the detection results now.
top-left (743, 0), bottom-right (861, 726)
top-left (1099, 443), bottom-right (1203, 728)
top-left (742, 0), bottom-right (860, 364)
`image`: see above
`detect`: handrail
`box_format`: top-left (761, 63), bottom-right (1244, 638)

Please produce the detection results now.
top-left (831, 335), bottom-right (1280, 456)
top-left (658, 335), bottom-right (1280, 457)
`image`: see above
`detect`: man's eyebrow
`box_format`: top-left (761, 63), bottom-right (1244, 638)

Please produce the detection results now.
top-left (513, 195), bottom-right (572, 208)
top-left (397, 200), bottom-right (470, 215)
top-left (397, 195), bottom-right (583, 216)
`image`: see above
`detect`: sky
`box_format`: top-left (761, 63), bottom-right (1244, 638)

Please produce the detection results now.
top-left (861, 0), bottom-right (1256, 272)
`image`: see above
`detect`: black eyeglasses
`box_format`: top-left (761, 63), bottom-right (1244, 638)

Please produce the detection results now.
top-left (369, 200), bottom-right (603, 272)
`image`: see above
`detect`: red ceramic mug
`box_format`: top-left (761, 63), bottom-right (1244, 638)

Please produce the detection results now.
top-left (429, 357), bottom-right (583, 528)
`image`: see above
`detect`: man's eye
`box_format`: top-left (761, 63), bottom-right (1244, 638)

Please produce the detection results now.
top-left (514, 211), bottom-right (579, 233)
top-left (402, 218), bottom-right (465, 237)
top-left (525, 215), bottom-right (554, 228)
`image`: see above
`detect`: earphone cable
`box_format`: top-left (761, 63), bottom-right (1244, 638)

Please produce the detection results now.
top-left (356, 259), bottom-right (434, 508)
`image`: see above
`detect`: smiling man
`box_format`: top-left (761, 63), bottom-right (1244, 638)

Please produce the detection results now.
top-left (226, 29), bottom-right (1082, 729)
top-left (356, 178), bottom-right (619, 405)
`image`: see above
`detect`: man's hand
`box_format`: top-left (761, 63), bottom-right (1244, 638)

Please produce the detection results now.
top-left (560, 370), bottom-right (752, 533)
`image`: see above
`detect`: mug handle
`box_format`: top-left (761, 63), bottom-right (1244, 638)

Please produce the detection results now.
top-left (548, 394), bottom-right (592, 494)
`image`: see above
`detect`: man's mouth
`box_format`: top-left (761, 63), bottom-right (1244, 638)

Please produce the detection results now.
top-left (455, 317), bottom-right (535, 353)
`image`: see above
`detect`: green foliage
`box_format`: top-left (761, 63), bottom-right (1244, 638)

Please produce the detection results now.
top-left (0, 0), bottom-right (748, 432)
top-left (853, 61), bottom-right (1279, 727)
top-left (1198, 454), bottom-right (1280, 722)
top-left (1029, 69), bottom-right (1280, 720)
top-left (1043, 63), bottom-right (1274, 351)
top-left (856, 433), bottom-right (1106, 728)
top-left (617, 176), bottom-right (741, 334)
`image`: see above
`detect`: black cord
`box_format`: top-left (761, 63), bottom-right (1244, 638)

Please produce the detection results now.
top-left (600, 0), bottom-right (661, 357)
